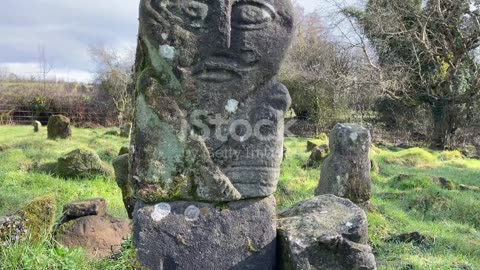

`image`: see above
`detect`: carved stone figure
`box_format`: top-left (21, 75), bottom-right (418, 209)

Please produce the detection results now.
top-left (131, 0), bottom-right (294, 203)
top-left (130, 0), bottom-right (293, 268)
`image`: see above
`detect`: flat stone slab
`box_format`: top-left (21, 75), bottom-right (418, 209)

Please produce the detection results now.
top-left (62, 198), bottom-right (107, 221)
top-left (277, 195), bottom-right (376, 270)
top-left (133, 196), bottom-right (277, 270)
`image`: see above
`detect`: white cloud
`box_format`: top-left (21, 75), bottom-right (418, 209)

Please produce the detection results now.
top-left (0, 62), bottom-right (93, 83)
top-left (0, 0), bottom-right (320, 82)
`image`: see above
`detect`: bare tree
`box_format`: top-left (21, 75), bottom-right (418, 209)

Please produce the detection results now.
top-left (89, 44), bottom-right (134, 125)
top-left (38, 45), bottom-right (53, 91)
top-left (280, 6), bottom-right (381, 131)
top-left (342, 0), bottom-right (480, 149)
top-left (0, 66), bottom-right (8, 81)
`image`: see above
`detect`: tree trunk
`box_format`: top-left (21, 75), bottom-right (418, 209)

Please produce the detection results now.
top-left (431, 98), bottom-right (454, 150)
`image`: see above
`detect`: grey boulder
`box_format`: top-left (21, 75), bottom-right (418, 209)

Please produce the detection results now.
top-left (277, 195), bottom-right (376, 270)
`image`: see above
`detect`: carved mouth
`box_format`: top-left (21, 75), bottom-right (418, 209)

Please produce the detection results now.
top-left (193, 60), bottom-right (254, 83)
top-left (194, 68), bottom-right (241, 82)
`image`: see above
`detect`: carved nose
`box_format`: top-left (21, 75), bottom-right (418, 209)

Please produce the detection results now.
top-left (217, 0), bottom-right (232, 49)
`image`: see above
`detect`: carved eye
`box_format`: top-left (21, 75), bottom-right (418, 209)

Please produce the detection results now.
top-left (183, 1), bottom-right (209, 20)
top-left (232, 2), bottom-right (276, 30)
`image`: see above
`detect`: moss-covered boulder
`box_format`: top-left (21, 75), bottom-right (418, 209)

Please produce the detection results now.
top-left (22, 195), bottom-right (57, 242)
top-left (118, 146), bottom-right (130, 156)
top-left (307, 135), bottom-right (329, 152)
top-left (57, 148), bottom-right (113, 179)
top-left (105, 130), bottom-right (120, 136)
top-left (303, 144), bottom-right (329, 168)
top-left (1, 195), bottom-right (57, 245)
top-left (316, 132), bottom-right (328, 141)
top-left (47, 115), bottom-right (72, 139)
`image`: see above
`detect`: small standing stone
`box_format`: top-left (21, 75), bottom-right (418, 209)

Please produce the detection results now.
top-left (33, 121), bottom-right (42, 133)
top-left (113, 154), bottom-right (136, 219)
top-left (119, 123), bottom-right (132, 138)
top-left (47, 115), bottom-right (71, 139)
top-left (315, 124), bottom-right (372, 204)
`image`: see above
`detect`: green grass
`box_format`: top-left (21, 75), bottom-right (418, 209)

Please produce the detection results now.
top-left (0, 126), bottom-right (128, 218)
top-left (279, 138), bottom-right (480, 269)
top-left (1, 127), bottom-right (479, 269)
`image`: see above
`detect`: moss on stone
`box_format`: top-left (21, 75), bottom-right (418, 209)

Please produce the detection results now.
top-left (47, 115), bottom-right (71, 139)
top-left (245, 239), bottom-right (259, 253)
top-left (21, 195), bottom-right (57, 242)
top-left (57, 148), bottom-right (113, 179)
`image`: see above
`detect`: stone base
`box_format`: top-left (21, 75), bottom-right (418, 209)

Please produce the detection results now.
top-left (133, 196), bottom-right (277, 270)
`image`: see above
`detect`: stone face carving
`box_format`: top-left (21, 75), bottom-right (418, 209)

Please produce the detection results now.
top-left (131, 0), bottom-right (294, 203)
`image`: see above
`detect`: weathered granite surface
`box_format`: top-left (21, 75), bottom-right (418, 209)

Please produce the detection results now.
top-left (278, 195), bottom-right (376, 270)
top-left (133, 196), bottom-right (277, 270)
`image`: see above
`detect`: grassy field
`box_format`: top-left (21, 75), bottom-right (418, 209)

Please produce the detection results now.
top-left (0, 126), bottom-right (479, 269)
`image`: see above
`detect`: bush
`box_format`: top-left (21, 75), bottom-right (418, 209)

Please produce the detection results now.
top-left (379, 147), bottom-right (437, 167)
top-left (438, 150), bottom-right (463, 161)
top-left (391, 174), bottom-right (433, 190)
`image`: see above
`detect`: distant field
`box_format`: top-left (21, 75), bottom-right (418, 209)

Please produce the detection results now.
top-left (0, 126), bottom-right (479, 269)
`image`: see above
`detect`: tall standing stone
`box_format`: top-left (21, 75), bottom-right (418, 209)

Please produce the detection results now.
top-left (315, 124), bottom-right (372, 204)
top-left (130, 0), bottom-right (294, 268)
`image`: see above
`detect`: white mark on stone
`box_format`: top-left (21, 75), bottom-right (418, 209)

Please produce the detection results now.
top-left (159, 44), bottom-right (175, 60)
top-left (293, 239), bottom-right (308, 253)
top-left (320, 211), bottom-right (328, 215)
top-left (184, 205), bottom-right (200, 221)
top-left (161, 33), bottom-right (169, 40)
top-left (151, 203), bottom-right (171, 222)
top-left (262, 9), bottom-right (271, 19)
top-left (130, 144), bottom-right (135, 155)
top-left (225, 99), bottom-right (239, 113)
top-left (345, 222), bottom-right (353, 228)
top-left (133, 176), bottom-right (141, 182)
top-left (350, 132), bottom-right (358, 142)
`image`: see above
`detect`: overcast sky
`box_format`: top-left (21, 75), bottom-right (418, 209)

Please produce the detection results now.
top-left (0, 0), bottom-right (321, 82)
